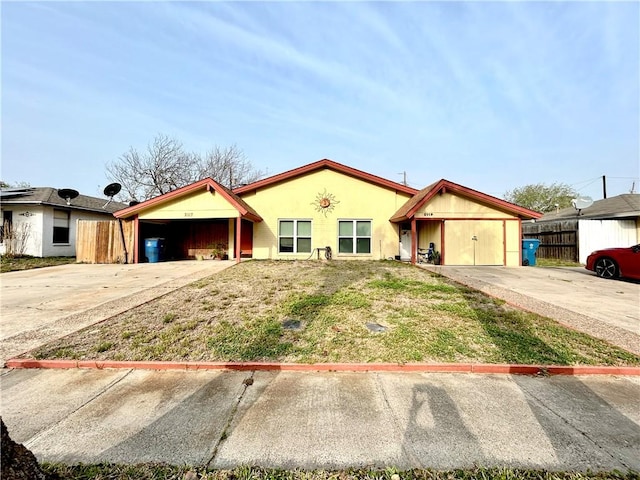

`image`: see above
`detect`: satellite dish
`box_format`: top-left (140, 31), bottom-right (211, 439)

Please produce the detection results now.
top-left (102, 182), bottom-right (122, 209)
top-left (572, 196), bottom-right (594, 215)
top-left (57, 188), bottom-right (79, 205)
top-left (103, 183), bottom-right (121, 197)
top-left (129, 200), bottom-right (139, 207)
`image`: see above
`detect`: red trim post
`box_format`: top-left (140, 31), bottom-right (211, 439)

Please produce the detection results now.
top-left (133, 215), bottom-right (139, 264)
top-left (235, 216), bottom-right (242, 263)
top-left (440, 220), bottom-right (445, 265)
top-left (411, 217), bottom-right (417, 264)
top-left (518, 218), bottom-right (522, 266)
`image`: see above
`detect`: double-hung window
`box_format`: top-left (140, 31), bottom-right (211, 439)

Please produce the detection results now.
top-left (279, 220), bottom-right (311, 253)
top-left (53, 209), bottom-right (70, 244)
top-left (338, 220), bottom-right (371, 254)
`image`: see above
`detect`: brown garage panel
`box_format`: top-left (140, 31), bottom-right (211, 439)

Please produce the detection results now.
top-left (445, 220), bottom-right (504, 265)
top-left (172, 219), bottom-right (229, 259)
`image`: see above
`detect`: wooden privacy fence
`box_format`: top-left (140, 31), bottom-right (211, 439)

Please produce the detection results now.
top-left (522, 220), bottom-right (578, 262)
top-left (76, 220), bottom-right (134, 264)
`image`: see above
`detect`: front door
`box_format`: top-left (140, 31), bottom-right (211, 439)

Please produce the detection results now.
top-left (399, 228), bottom-right (412, 261)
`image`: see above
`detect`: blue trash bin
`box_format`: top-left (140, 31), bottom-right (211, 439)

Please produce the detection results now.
top-left (522, 239), bottom-right (541, 266)
top-left (144, 238), bottom-right (165, 263)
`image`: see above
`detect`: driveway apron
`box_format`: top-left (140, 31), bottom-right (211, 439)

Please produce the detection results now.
top-left (0, 261), bottom-right (234, 364)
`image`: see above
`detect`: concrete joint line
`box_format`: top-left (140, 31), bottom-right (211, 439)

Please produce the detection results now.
top-left (205, 371), bottom-right (255, 468)
top-left (521, 383), bottom-right (630, 470)
top-left (374, 373), bottom-right (421, 466)
top-left (24, 369), bottom-right (134, 448)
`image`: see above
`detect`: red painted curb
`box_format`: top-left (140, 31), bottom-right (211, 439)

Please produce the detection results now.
top-left (4, 358), bottom-right (640, 375)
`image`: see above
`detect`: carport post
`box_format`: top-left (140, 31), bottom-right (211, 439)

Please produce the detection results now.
top-left (411, 218), bottom-right (417, 264)
top-left (235, 217), bottom-right (242, 263)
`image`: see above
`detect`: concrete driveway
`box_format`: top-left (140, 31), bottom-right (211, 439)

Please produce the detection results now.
top-left (421, 265), bottom-right (640, 354)
top-left (0, 261), bottom-right (234, 364)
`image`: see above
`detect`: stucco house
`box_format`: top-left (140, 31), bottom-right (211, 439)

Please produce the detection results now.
top-left (0, 187), bottom-right (125, 257)
top-left (113, 159), bottom-right (541, 265)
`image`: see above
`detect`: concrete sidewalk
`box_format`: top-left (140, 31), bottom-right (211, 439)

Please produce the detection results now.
top-left (1, 368), bottom-right (638, 471)
top-left (0, 261), bottom-right (234, 364)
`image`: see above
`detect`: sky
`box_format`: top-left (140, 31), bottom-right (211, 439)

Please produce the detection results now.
top-left (2, 1), bottom-right (639, 202)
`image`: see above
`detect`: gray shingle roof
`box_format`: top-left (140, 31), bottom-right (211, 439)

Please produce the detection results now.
top-left (0, 187), bottom-right (128, 214)
top-left (536, 194), bottom-right (640, 222)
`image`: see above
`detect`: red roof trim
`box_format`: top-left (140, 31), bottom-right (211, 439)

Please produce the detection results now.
top-left (113, 178), bottom-right (262, 222)
top-left (392, 179), bottom-right (542, 221)
top-left (233, 159), bottom-right (418, 196)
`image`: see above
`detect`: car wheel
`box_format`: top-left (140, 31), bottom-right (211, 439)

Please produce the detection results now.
top-left (595, 257), bottom-right (618, 279)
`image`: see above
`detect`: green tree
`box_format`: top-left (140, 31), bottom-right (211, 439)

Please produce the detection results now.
top-left (504, 182), bottom-right (578, 213)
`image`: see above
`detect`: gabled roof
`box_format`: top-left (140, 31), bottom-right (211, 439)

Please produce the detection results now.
top-left (233, 159), bottom-right (418, 196)
top-left (536, 194), bottom-right (640, 222)
top-left (0, 187), bottom-right (126, 214)
top-left (390, 179), bottom-right (542, 222)
top-left (113, 177), bottom-right (262, 222)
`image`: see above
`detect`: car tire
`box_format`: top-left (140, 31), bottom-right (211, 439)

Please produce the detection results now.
top-left (595, 257), bottom-right (618, 279)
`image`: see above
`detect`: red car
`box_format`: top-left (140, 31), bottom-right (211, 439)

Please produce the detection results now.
top-left (585, 244), bottom-right (640, 280)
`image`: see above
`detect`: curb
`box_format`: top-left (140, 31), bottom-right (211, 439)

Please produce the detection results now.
top-left (5, 359), bottom-right (640, 376)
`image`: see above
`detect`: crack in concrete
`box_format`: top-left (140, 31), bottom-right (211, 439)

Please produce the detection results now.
top-left (205, 371), bottom-right (255, 468)
top-left (374, 373), bottom-right (421, 467)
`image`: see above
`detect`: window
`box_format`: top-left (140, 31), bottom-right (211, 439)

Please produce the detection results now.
top-left (279, 220), bottom-right (311, 253)
top-left (1, 211), bottom-right (12, 244)
top-left (338, 220), bottom-right (371, 254)
top-left (53, 209), bottom-right (70, 244)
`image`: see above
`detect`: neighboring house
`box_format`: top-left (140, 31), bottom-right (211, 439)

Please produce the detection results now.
top-left (0, 187), bottom-right (126, 257)
top-left (113, 159), bottom-right (541, 266)
top-left (523, 194), bottom-right (640, 264)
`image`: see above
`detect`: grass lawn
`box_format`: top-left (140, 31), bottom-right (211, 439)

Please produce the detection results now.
top-left (0, 254), bottom-right (76, 273)
top-left (42, 464), bottom-right (639, 480)
top-left (28, 260), bottom-right (639, 366)
top-left (535, 258), bottom-right (583, 268)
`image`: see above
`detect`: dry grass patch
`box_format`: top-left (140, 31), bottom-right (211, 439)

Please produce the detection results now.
top-left (28, 260), bottom-right (640, 366)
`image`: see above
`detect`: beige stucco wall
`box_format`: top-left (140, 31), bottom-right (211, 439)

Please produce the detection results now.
top-left (138, 190), bottom-right (239, 220)
top-left (239, 169), bottom-right (413, 260)
top-left (412, 192), bottom-right (523, 266)
top-left (416, 192), bottom-right (513, 219)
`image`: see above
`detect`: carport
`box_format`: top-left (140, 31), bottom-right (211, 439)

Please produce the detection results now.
top-left (113, 178), bottom-right (262, 263)
top-left (391, 179), bottom-right (541, 266)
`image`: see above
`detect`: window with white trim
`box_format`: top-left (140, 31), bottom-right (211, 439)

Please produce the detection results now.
top-left (338, 220), bottom-right (371, 254)
top-left (53, 209), bottom-right (70, 244)
top-left (279, 220), bottom-right (312, 253)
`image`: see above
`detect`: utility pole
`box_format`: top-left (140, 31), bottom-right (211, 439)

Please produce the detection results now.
top-left (602, 175), bottom-right (607, 199)
top-left (398, 172), bottom-right (407, 186)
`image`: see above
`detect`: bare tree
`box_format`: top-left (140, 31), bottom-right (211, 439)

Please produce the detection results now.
top-left (198, 145), bottom-right (265, 188)
top-left (2, 220), bottom-right (32, 257)
top-left (106, 135), bottom-right (198, 202)
top-left (106, 135), bottom-right (263, 201)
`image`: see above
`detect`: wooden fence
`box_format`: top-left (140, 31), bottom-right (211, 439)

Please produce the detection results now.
top-left (522, 220), bottom-right (578, 262)
top-left (76, 220), bottom-right (135, 264)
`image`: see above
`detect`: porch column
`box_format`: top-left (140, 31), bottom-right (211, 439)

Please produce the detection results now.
top-left (133, 215), bottom-right (139, 264)
top-left (440, 220), bottom-right (445, 266)
top-left (411, 217), bottom-right (417, 265)
top-left (235, 216), bottom-right (242, 263)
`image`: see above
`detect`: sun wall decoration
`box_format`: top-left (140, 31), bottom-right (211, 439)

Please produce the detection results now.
top-left (312, 189), bottom-right (340, 216)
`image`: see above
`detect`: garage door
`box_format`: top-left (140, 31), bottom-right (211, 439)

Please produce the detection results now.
top-left (444, 220), bottom-right (504, 265)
